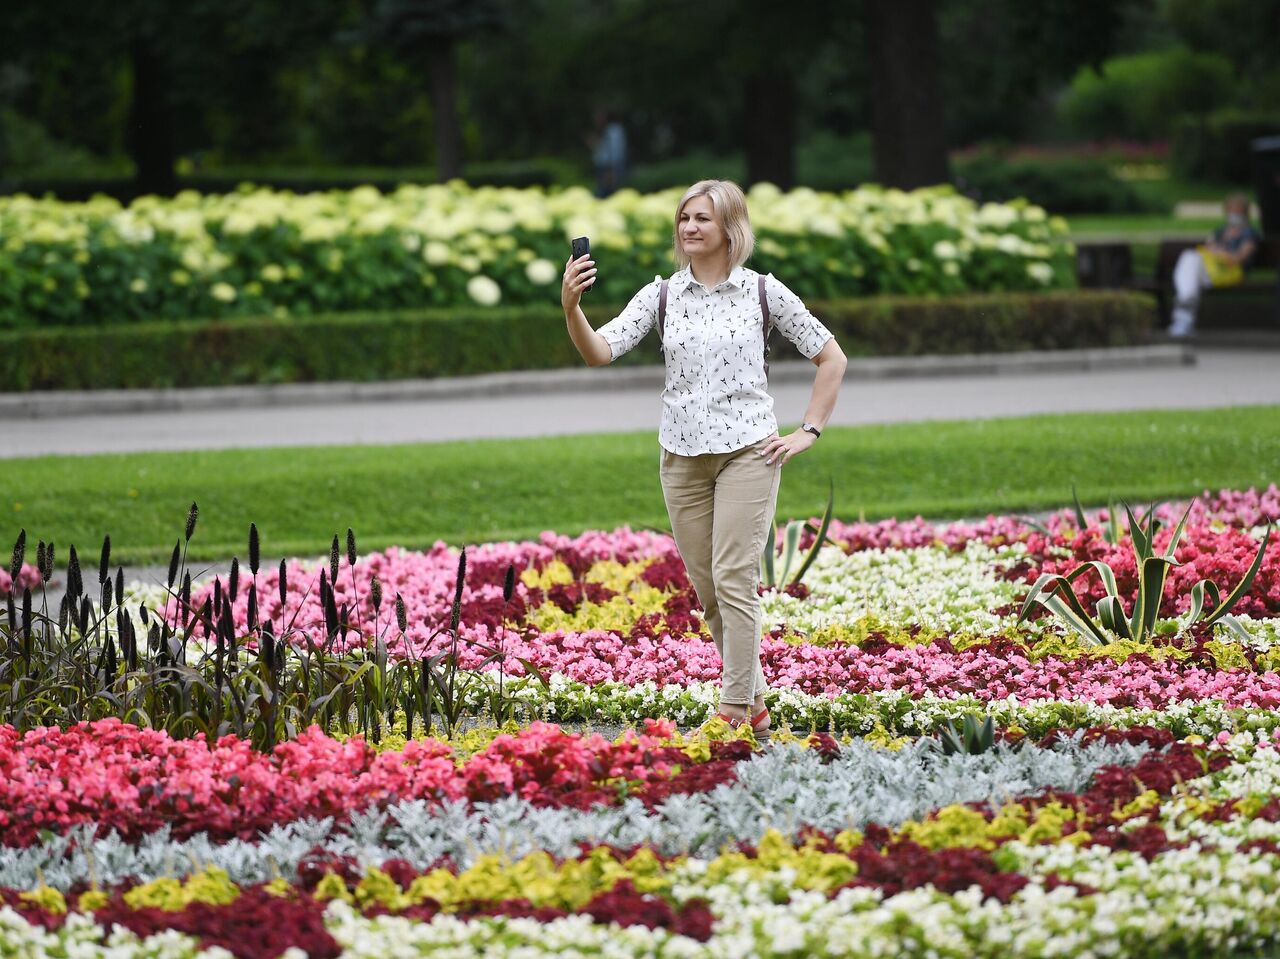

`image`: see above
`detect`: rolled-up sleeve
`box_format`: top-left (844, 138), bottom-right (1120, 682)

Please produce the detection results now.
top-left (766, 274), bottom-right (832, 360)
top-left (597, 277), bottom-right (661, 361)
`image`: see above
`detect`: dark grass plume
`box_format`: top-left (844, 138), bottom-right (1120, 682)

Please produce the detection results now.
top-left (329, 536), bottom-right (340, 584)
top-left (247, 582), bottom-right (258, 633)
top-left (346, 528), bottom-right (357, 568)
top-left (248, 523), bottom-right (260, 575)
top-left (98, 535), bottom-right (110, 585)
top-left (67, 546), bottom-right (82, 599)
top-left (167, 541), bottom-right (180, 589)
top-left (185, 501), bottom-right (199, 542)
top-left (10, 529), bottom-right (25, 583)
top-left (229, 557), bottom-right (240, 603)
top-left (450, 547), bottom-right (467, 636)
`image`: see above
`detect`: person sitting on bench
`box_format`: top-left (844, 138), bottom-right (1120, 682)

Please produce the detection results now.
top-left (1168, 193), bottom-right (1261, 338)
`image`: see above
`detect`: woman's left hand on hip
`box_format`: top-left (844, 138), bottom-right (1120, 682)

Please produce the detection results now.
top-left (758, 430), bottom-right (816, 466)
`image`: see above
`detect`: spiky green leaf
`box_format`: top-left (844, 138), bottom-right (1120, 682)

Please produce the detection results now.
top-left (791, 480), bottom-right (836, 586)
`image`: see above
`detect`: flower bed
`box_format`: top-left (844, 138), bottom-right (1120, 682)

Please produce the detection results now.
top-left (3, 486), bottom-right (1280, 956)
top-left (0, 182), bottom-right (1074, 328)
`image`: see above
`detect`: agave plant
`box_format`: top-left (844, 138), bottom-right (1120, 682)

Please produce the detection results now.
top-left (761, 481), bottom-right (836, 590)
top-left (1071, 485), bottom-right (1124, 545)
top-left (938, 714), bottom-right (996, 755)
top-left (1019, 499), bottom-right (1272, 645)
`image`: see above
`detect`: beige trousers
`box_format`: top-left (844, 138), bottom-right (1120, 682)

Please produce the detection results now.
top-left (660, 439), bottom-right (781, 706)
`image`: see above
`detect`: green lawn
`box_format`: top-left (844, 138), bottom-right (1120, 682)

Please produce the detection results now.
top-left (4, 406), bottom-right (1279, 566)
top-left (1066, 214), bottom-right (1220, 239)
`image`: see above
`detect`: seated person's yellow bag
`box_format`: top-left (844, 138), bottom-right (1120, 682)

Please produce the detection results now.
top-left (1196, 245), bottom-right (1244, 287)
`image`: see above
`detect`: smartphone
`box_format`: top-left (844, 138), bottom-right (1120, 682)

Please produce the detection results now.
top-left (570, 236), bottom-right (593, 293)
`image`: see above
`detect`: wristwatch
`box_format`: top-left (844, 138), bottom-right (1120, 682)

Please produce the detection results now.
top-left (801, 422), bottom-right (822, 439)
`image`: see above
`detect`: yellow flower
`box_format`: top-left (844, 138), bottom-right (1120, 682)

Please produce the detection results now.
top-left (76, 889), bottom-right (109, 912)
top-left (260, 263), bottom-right (285, 283)
top-left (20, 884), bottom-right (67, 915)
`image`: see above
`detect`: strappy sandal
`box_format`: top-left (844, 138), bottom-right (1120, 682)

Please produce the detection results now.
top-left (714, 706), bottom-right (772, 743)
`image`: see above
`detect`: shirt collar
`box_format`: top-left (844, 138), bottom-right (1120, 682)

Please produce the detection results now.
top-left (671, 265), bottom-right (749, 297)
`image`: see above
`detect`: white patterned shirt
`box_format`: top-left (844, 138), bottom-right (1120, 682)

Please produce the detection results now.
top-left (597, 266), bottom-right (833, 455)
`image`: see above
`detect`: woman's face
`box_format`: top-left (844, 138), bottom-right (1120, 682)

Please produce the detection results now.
top-left (678, 195), bottom-right (727, 260)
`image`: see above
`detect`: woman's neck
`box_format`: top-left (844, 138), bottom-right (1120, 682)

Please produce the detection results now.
top-left (688, 254), bottom-right (731, 288)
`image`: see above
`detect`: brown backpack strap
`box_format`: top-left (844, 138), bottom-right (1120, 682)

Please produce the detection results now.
top-left (658, 279), bottom-right (669, 341)
top-left (759, 274), bottom-right (772, 376)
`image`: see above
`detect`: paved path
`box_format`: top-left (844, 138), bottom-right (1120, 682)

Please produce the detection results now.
top-left (1, 344), bottom-right (1278, 460)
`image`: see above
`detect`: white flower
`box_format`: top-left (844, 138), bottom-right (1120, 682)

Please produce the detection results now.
top-left (525, 258), bottom-right (558, 285)
top-left (1026, 262), bottom-right (1054, 284)
top-left (210, 282), bottom-right (237, 302)
top-left (467, 275), bottom-right (502, 306)
top-left (422, 241), bottom-right (450, 265)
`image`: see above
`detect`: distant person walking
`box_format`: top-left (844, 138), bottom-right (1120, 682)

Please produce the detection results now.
top-left (560, 180), bottom-right (847, 738)
top-left (1168, 193), bottom-right (1261, 338)
top-left (591, 109), bottom-right (628, 197)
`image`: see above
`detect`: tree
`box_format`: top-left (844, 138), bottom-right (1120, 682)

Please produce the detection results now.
top-left (865, 0), bottom-right (950, 189)
top-left (4, 0), bottom-right (348, 195)
top-left (362, 0), bottom-right (506, 181)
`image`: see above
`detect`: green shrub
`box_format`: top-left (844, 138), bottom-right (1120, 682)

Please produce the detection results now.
top-left (1058, 47), bottom-right (1235, 141)
top-left (1171, 110), bottom-right (1280, 185)
top-left (952, 153), bottom-right (1162, 215)
top-left (0, 183), bottom-right (1074, 329)
top-left (626, 133), bottom-right (875, 194)
top-left (0, 291), bottom-right (1155, 392)
top-left (2, 158), bottom-right (583, 202)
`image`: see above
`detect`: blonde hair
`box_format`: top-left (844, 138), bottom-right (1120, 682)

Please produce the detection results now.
top-left (1224, 192), bottom-right (1251, 216)
top-left (673, 179), bottom-right (755, 269)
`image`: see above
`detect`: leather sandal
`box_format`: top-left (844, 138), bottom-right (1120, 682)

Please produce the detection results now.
top-left (749, 706), bottom-right (771, 742)
top-left (714, 707), bottom-right (772, 743)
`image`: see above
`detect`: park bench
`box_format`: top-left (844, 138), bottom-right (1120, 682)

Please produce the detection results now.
top-left (1132, 237), bottom-right (1280, 325)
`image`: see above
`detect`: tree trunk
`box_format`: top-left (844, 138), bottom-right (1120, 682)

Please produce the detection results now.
top-left (866, 0), bottom-right (950, 189)
top-left (426, 36), bottom-right (463, 181)
top-left (744, 69), bottom-right (796, 189)
top-left (128, 37), bottom-right (177, 197)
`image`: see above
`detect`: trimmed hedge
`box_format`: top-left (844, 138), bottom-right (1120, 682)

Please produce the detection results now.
top-left (0, 290), bottom-right (1154, 392)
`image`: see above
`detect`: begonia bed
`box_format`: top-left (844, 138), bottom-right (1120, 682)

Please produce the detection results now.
top-left (2, 485), bottom-right (1280, 957)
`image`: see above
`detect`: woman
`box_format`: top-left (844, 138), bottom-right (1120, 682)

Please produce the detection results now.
top-left (561, 179), bottom-right (847, 738)
top-left (1167, 192), bottom-right (1260, 338)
